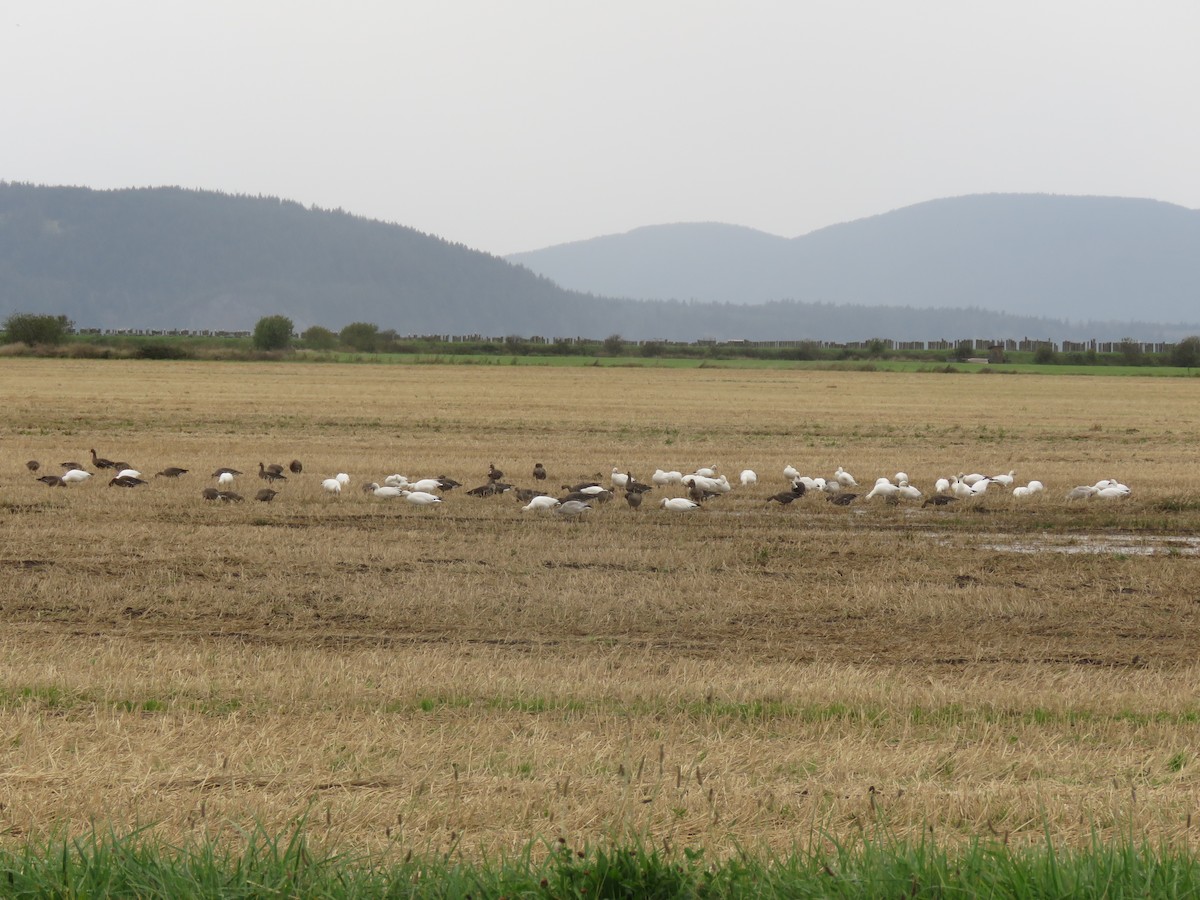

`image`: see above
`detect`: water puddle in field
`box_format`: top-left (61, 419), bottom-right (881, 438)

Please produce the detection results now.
top-left (943, 533), bottom-right (1200, 556)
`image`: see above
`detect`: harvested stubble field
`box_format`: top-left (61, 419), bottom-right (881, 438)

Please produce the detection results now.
top-left (2, 358), bottom-right (1200, 860)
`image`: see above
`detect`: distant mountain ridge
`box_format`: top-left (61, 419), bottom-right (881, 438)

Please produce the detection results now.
top-left (507, 195), bottom-right (1200, 324)
top-left (0, 184), bottom-right (1194, 342)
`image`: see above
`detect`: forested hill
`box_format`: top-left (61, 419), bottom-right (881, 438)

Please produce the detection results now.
top-left (0, 183), bottom-right (610, 335)
top-left (507, 195), bottom-right (1200, 325)
top-left (0, 183), bottom-right (1191, 341)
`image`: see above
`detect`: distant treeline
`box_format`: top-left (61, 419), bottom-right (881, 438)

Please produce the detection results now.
top-left (6, 316), bottom-right (1199, 367)
top-left (64, 328), bottom-right (1188, 356)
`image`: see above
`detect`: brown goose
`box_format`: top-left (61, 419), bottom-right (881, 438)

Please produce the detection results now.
top-left (217, 491), bottom-right (244, 502)
top-left (288, 459), bottom-right (303, 474)
top-left (827, 492), bottom-right (858, 506)
top-left (211, 467), bottom-right (243, 477)
top-left (766, 483), bottom-right (806, 506)
top-left (37, 474), bottom-right (65, 487)
top-left (156, 467), bottom-right (189, 478)
top-left (90, 449), bottom-right (119, 470)
top-left (255, 488), bottom-right (280, 502)
top-left (532, 462), bottom-right (547, 481)
top-left (201, 487), bottom-right (220, 500)
top-left (625, 474), bottom-right (653, 494)
top-left (436, 475), bottom-right (462, 491)
top-left (259, 462), bottom-right (287, 483)
top-left (625, 489), bottom-right (644, 510)
top-left (922, 495), bottom-right (957, 508)
top-left (108, 476), bottom-right (148, 488)
top-left (487, 462), bottom-right (504, 482)
top-left (60, 461), bottom-right (83, 470)
top-left (26, 460), bottom-right (40, 472)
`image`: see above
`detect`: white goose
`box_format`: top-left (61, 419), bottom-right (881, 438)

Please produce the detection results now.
top-left (401, 490), bottom-right (442, 506)
top-left (661, 497), bottom-right (701, 512)
top-left (522, 495), bottom-right (561, 512)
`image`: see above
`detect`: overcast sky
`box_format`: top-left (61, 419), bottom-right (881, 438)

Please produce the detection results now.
top-left (4, 2), bottom-right (1199, 256)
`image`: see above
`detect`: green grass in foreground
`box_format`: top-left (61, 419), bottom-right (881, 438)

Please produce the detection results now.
top-left (2, 826), bottom-right (1198, 898)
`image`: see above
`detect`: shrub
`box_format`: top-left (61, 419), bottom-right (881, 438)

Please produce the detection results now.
top-left (2, 313), bottom-right (74, 346)
top-left (1170, 336), bottom-right (1200, 369)
top-left (339, 322), bottom-right (379, 353)
top-left (137, 343), bottom-right (191, 360)
top-left (300, 326), bottom-right (338, 351)
top-left (252, 315), bottom-right (294, 351)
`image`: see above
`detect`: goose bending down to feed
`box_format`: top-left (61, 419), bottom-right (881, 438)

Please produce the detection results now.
top-left (740, 469), bottom-right (758, 486)
top-left (201, 487), bottom-right (220, 500)
top-left (26, 460), bottom-right (40, 472)
top-left (217, 472), bottom-right (236, 489)
top-left (211, 467), bottom-right (242, 477)
top-left (554, 500), bottom-right (592, 519)
top-left (922, 494), bottom-right (957, 507)
top-left (652, 469), bottom-right (684, 486)
top-left (335, 473), bottom-right (350, 486)
top-left (661, 497), bottom-right (702, 512)
top-left (259, 462), bottom-right (287, 482)
top-left (559, 490), bottom-right (594, 503)
top-left (289, 459), bottom-right (303, 474)
top-left (827, 492), bottom-right (858, 506)
top-left (321, 478), bottom-right (343, 495)
top-left (115, 468), bottom-right (142, 480)
top-left (156, 467), bottom-right (188, 478)
top-left (108, 475), bottom-right (148, 487)
top-left (401, 490), bottom-right (442, 506)
top-left (1065, 485), bottom-right (1098, 501)
top-left (37, 475), bottom-right (66, 487)
top-left (364, 482), bottom-right (404, 499)
top-left (766, 482), bottom-right (806, 506)
top-left (217, 491), bottom-right (244, 502)
top-left (782, 464), bottom-right (800, 481)
top-left (437, 476), bottom-right (462, 491)
top-left (896, 481), bottom-right (923, 501)
top-left (255, 488), bottom-right (279, 502)
top-left (406, 478), bottom-right (442, 493)
top-left (865, 480), bottom-right (900, 500)
top-left (522, 495), bottom-right (561, 512)
top-left (61, 469), bottom-right (91, 484)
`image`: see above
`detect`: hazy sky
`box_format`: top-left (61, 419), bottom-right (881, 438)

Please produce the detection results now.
top-left (5, 2), bottom-right (1199, 255)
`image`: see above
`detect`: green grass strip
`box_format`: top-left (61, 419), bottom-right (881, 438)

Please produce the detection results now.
top-left (2, 824), bottom-right (1199, 898)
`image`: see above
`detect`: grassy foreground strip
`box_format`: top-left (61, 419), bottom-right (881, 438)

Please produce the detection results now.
top-left (1, 827), bottom-right (1198, 898)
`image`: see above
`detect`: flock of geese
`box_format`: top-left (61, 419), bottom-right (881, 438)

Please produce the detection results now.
top-left (20, 450), bottom-right (1132, 517)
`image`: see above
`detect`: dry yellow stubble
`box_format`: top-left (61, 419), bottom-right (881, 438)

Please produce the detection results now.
top-left (1, 358), bottom-right (1200, 858)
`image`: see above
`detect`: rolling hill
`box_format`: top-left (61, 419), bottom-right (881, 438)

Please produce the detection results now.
top-left (507, 195), bottom-right (1200, 325)
top-left (1, 184), bottom-right (1194, 342)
